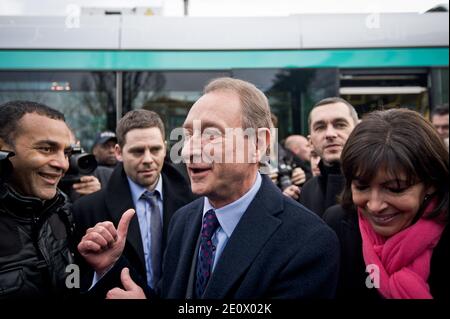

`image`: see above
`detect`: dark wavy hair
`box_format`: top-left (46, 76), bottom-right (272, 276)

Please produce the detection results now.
top-left (340, 108), bottom-right (449, 220)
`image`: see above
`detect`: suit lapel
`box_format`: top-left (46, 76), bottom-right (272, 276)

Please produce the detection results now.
top-left (105, 164), bottom-right (145, 269)
top-left (161, 171), bottom-right (184, 245)
top-left (204, 176), bottom-right (284, 298)
top-left (167, 202), bottom-right (203, 298)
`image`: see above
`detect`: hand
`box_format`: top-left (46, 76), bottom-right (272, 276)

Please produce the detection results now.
top-left (106, 268), bottom-right (146, 299)
top-left (77, 209), bottom-right (135, 275)
top-left (73, 175), bottom-right (101, 195)
top-left (290, 167), bottom-right (306, 186)
top-left (282, 185), bottom-right (301, 200)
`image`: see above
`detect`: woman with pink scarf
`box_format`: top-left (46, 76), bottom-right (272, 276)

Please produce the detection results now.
top-left (324, 108), bottom-right (449, 300)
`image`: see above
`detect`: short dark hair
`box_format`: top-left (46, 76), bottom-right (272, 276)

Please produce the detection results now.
top-left (431, 103), bottom-right (449, 118)
top-left (0, 100), bottom-right (65, 146)
top-left (340, 108), bottom-right (449, 220)
top-left (116, 109), bottom-right (165, 147)
top-left (308, 97), bottom-right (358, 130)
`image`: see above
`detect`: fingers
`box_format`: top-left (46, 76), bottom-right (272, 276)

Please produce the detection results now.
top-left (87, 221), bottom-right (118, 242)
top-left (79, 175), bottom-right (96, 183)
top-left (78, 233), bottom-right (110, 255)
top-left (72, 176), bottom-right (94, 189)
top-left (291, 168), bottom-right (306, 185)
top-left (79, 222), bottom-right (118, 255)
top-left (283, 185), bottom-right (300, 200)
top-left (77, 239), bottom-right (102, 255)
top-left (78, 209), bottom-right (134, 255)
top-left (105, 269), bottom-right (146, 299)
top-left (105, 287), bottom-right (146, 299)
top-left (73, 176), bottom-right (101, 194)
top-left (106, 287), bottom-right (126, 299)
top-left (292, 168), bottom-right (305, 179)
top-left (120, 268), bottom-right (139, 291)
top-left (117, 209), bottom-right (136, 239)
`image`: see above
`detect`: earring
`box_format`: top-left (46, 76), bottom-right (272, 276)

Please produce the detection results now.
top-left (423, 194), bottom-right (432, 203)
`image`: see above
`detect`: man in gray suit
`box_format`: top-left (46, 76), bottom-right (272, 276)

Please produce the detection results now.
top-left (78, 77), bottom-right (339, 299)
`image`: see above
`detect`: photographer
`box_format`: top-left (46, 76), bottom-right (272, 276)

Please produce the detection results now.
top-left (269, 113), bottom-right (310, 200)
top-left (277, 143), bottom-right (309, 200)
top-left (60, 133), bottom-right (112, 203)
top-left (0, 100), bottom-right (76, 298)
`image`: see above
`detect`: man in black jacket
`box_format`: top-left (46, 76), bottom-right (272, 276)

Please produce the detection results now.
top-left (299, 97), bottom-right (358, 218)
top-left (73, 109), bottom-right (195, 296)
top-left (0, 100), bottom-right (75, 298)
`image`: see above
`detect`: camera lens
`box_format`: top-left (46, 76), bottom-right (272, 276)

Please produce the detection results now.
top-left (75, 153), bottom-right (97, 175)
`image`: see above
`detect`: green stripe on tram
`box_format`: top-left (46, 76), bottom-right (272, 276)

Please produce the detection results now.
top-left (0, 48), bottom-right (448, 70)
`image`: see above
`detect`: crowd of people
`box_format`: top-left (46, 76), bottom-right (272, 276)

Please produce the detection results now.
top-left (0, 77), bottom-right (448, 300)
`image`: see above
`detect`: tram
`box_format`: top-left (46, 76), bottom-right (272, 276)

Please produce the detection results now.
top-left (0, 12), bottom-right (448, 146)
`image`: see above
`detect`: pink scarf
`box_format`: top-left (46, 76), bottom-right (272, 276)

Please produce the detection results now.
top-left (358, 198), bottom-right (445, 299)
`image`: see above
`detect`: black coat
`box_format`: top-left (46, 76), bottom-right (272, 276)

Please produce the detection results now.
top-left (324, 204), bottom-right (450, 300)
top-left (72, 161), bottom-right (196, 292)
top-left (161, 175), bottom-right (340, 299)
top-left (298, 160), bottom-right (344, 218)
top-left (0, 184), bottom-right (75, 298)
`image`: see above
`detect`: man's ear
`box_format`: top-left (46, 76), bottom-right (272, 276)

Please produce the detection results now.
top-left (115, 144), bottom-right (123, 161)
top-left (91, 144), bottom-right (98, 156)
top-left (163, 140), bottom-right (168, 159)
top-left (307, 135), bottom-right (317, 150)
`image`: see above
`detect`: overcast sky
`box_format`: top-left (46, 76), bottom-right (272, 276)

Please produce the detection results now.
top-left (0, 0), bottom-right (448, 16)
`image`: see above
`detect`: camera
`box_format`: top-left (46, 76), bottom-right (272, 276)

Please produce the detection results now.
top-left (60, 145), bottom-right (97, 185)
top-left (0, 150), bottom-right (14, 180)
top-left (277, 159), bottom-right (294, 190)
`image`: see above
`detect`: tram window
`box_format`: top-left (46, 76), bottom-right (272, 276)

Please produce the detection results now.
top-left (339, 69), bottom-right (433, 117)
top-left (122, 71), bottom-right (230, 146)
top-left (233, 68), bottom-right (339, 138)
top-left (0, 71), bottom-right (116, 151)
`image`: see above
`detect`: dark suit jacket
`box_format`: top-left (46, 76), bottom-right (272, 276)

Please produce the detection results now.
top-left (72, 161), bottom-right (196, 292)
top-left (160, 175), bottom-right (340, 299)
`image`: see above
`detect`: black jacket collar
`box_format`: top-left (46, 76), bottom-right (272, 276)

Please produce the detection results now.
top-left (318, 160), bottom-right (342, 178)
top-left (0, 183), bottom-right (65, 217)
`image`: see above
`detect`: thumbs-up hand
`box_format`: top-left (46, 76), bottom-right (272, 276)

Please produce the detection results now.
top-left (106, 268), bottom-right (146, 299)
top-left (78, 209), bottom-right (135, 275)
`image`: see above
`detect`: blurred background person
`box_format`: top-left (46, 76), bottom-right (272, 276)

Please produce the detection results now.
top-left (269, 114), bottom-right (308, 201)
top-left (324, 108), bottom-right (449, 299)
top-left (309, 148), bottom-right (321, 177)
top-left (59, 130), bottom-right (113, 203)
top-left (430, 103), bottom-right (449, 147)
top-left (92, 131), bottom-right (118, 168)
top-left (284, 134), bottom-right (311, 163)
top-left (299, 97), bottom-right (358, 217)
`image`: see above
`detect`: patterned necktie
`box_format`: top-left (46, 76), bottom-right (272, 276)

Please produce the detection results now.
top-left (195, 209), bottom-right (220, 299)
top-left (141, 191), bottom-right (163, 289)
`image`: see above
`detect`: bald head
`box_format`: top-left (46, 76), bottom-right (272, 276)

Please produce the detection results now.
top-left (284, 135), bottom-right (311, 161)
